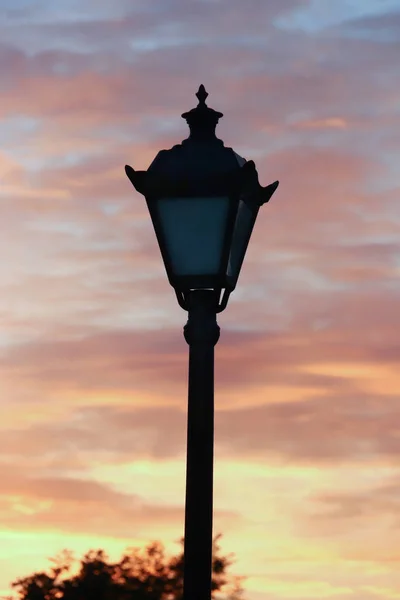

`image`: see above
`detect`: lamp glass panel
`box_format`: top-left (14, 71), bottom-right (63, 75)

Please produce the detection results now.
top-left (157, 196), bottom-right (230, 276)
top-left (227, 199), bottom-right (256, 282)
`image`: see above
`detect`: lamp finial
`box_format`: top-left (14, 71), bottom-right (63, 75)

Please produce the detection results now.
top-left (196, 85), bottom-right (208, 105)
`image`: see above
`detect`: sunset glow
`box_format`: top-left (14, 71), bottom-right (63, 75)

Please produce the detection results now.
top-left (1, 1), bottom-right (400, 599)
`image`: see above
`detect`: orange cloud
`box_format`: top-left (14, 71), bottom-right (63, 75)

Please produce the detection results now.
top-left (1, 3), bottom-right (400, 599)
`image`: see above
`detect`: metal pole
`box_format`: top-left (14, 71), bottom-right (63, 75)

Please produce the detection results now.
top-left (183, 290), bottom-right (220, 600)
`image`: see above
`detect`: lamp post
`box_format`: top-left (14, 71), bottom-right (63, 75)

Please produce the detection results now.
top-left (125, 85), bottom-right (279, 600)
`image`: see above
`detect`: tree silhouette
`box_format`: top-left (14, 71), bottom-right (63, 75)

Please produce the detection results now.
top-left (6, 534), bottom-right (246, 600)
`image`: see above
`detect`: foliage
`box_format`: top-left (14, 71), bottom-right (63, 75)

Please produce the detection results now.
top-left (6, 534), bottom-right (246, 600)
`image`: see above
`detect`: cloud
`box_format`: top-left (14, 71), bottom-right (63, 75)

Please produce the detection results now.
top-left (313, 479), bottom-right (400, 522)
top-left (301, 473), bottom-right (400, 569)
top-left (1, 275), bottom-right (399, 467)
top-left (0, 2), bottom-right (400, 598)
top-left (1, 382), bottom-right (399, 468)
top-left (336, 9), bottom-right (400, 41)
top-left (0, 462), bottom-right (241, 538)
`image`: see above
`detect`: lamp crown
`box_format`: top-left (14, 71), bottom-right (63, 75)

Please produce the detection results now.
top-left (181, 85), bottom-right (223, 141)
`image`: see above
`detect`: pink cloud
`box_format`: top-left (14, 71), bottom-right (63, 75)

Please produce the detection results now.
top-left (0, 4), bottom-right (399, 598)
top-left (0, 462), bottom-right (241, 538)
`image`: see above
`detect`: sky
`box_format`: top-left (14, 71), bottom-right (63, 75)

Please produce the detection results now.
top-left (0, 0), bottom-right (400, 598)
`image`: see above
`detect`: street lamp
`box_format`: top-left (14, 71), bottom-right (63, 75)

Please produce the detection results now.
top-left (125, 85), bottom-right (278, 600)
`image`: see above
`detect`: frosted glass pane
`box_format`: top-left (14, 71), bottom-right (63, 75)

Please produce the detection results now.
top-left (227, 199), bottom-right (255, 282)
top-left (157, 196), bottom-right (230, 276)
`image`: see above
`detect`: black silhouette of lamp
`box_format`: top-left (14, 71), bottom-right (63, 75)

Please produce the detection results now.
top-left (125, 85), bottom-right (279, 600)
